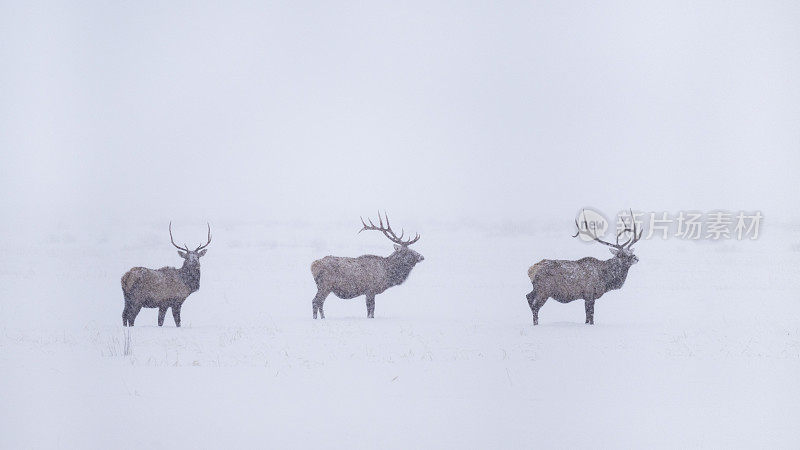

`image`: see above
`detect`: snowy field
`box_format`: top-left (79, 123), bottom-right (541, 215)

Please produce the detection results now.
top-left (1, 219), bottom-right (798, 448)
top-left (2, 1), bottom-right (798, 448)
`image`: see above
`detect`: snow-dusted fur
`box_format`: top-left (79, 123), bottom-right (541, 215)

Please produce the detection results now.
top-left (121, 249), bottom-right (207, 327)
top-left (311, 244), bottom-right (424, 318)
top-left (526, 248), bottom-right (638, 325)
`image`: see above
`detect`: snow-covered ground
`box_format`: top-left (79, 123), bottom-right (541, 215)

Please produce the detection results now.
top-left (2, 0), bottom-right (797, 447)
top-left (1, 220), bottom-right (798, 448)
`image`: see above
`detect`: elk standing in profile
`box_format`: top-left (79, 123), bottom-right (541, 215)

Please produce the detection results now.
top-left (120, 223), bottom-right (212, 327)
top-left (526, 211), bottom-right (642, 325)
top-left (310, 212), bottom-right (424, 319)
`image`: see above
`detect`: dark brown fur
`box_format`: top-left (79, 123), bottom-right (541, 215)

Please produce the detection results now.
top-left (120, 223), bottom-right (211, 327)
top-left (311, 213), bottom-right (424, 319)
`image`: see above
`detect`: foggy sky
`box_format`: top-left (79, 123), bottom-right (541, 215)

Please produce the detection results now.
top-left (2, 1), bottom-right (798, 227)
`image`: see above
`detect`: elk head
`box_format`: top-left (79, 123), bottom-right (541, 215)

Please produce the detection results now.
top-left (170, 222), bottom-right (213, 266)
top-left (359, 212), bottom-right (424, 264)
top-left (573, 209), bottom-right (642, 265)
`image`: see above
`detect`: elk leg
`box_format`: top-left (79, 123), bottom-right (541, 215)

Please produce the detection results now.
top-left (584, 300), bottom-right (595, 325)
top-left (128, 304), bottom-right (142, 326)
top-left (158, 307), bottom-right (167, 326)
top-left (172, 304), bottom-right (182, 327)
top-left (532, 297), bottom-right (547, 326)
top-left (312, 290), bottom-right (329, 319)
top-left (366, 294), bottom-right (375, 318)
top-left (526, 290), bottom-right (536, 319)
top-left (122, 302), bottom-right (131, 326)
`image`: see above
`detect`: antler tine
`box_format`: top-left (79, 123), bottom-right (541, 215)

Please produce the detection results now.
top-left (572, 210), bottom-right (625, 249)
top-left (618, 231), bottom-right (634, 247)
top-left (613, 210), bottom-right (635, 249)
top-left (379, 212), bottom-right (399, 242)
top-left (169, 222), bottom-right (190, 252)
top-left (627, 228), bottom-right (642, 248)
top-left (357, 211), bottom-right (420, 246)
top-left (571, 210), bottom-right (592, 238)
top-left (360, 216), bottom-right (376, 233)
top-left (614, 209), bottom-right (647, 249)
top-left (628, 209), bottom-right (637, 247)
top-left (626, 209), bottom-right (643, 248)
top-left (196, 222), bottom-right (213, 251)
top-left (571, 218), bottom-right (584, 238)
top-left (615, 213), bottom-right (634, 248)
top-left (404, 232), bottom-right (420, 245)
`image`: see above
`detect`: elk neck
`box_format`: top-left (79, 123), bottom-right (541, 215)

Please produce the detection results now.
top-left (601, 256), bottom-right (632, 291)
top-left (385, 251), bottom-right (418, 287)
top-left (179, 259), bottom-right (201, 292)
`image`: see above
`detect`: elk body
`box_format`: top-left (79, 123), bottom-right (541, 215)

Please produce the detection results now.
top-left (311, 213), bottom-right (424, 319)
top-left (526, 212), bottom-right (642, 325)
top-left (120, 223), bottom-right (212, 327)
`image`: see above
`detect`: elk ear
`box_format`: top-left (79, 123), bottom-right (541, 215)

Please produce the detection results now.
top-left (609, 248), bottom-right (620, 256)
top-left (177, 250), bottom-right (188, 259)
top-left (198, 249), bottom-right (207, 257)
top-left (394, 244), bottom-right (402, 251)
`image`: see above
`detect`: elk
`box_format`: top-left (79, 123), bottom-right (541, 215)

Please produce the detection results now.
top-left (310, 212), bottom-right (424, 319)
top-left (120, 223), bottom-right (212, 327)
top-left (525, 211), bottom-right (643, 325)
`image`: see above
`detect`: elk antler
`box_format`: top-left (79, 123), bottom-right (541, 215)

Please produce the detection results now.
top-left (170, 222), bottom-right (212, 252)
top-left (359, 211), bottom-right (420, 246)
top-left (169, 222), bottom-right (190, 252)
top-left (572, 209), bottom-right (637, 249)
top-left (196, 223), bottom-right (212, 251)
top-left (624, 209), bottom-right (643, 249)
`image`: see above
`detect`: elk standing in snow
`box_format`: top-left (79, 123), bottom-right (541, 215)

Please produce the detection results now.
top-left (310, 213), bottom-right (424, 319)
top-left (120, 223), bottom-right (212, 327)
top-left (526, 211), bottom-right (642, 325)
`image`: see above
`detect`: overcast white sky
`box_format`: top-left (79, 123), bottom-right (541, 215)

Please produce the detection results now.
top-left (1, 1), bottom-right (798, 228)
